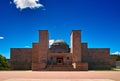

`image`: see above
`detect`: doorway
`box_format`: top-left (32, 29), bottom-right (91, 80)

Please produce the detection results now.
top-left (57, 58), bottom-right (63, 64)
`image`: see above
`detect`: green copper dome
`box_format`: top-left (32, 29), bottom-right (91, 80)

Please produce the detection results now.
top-left (52, 40), bottom-right (67, 45)
top-left (50, 39), bottom-right (69, 53)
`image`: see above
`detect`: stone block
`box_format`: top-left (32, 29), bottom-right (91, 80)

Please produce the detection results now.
top-left (76, 62), bottom-right (88, 71)
top-left (32, 63), bottom-right (46, 71)
top-left (10, 48), bottom-right (32, 70)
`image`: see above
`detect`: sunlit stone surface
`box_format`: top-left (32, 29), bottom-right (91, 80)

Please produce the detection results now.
top-left (4, 79), bottom-right (115, 81)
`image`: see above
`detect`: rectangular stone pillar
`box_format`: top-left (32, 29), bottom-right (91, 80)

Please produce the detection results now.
top-left (71, 30), bottom-right (82, 62)
top-left (32, 43), bottom-right (41, 71)
top-left (71, 30), bottom-right (88, 71)
top-left (39, 30), bottom-right (49, 62)
top-left (32, 30), bottom-right (49, 71)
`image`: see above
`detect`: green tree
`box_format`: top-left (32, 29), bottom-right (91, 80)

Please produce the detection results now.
top-left (116, 55), bottom-right (120, 61)
top-left (0, 54), bottom-right (9, 69)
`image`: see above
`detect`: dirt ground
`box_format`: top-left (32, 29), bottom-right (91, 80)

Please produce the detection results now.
top-left (0, 71), bottom-right (120, 81)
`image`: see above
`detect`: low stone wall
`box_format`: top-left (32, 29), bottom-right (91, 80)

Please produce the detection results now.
top-left (116, 61), bottom-right (120, 68)
top-left (10, 48), bottom-right (32, 70)
top-left (77, 62), bottom-right (88, 71)
top-left (88, 48), bottom-right (111, 70)
top-left (72, 62), bottom-right (88, 71)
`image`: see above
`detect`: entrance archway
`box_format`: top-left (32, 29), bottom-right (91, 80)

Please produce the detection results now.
top-left (57, 58), bottom-right (63, 64)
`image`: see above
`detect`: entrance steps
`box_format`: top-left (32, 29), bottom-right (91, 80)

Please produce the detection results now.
top-left (45, 65), bottom-right (75, 71)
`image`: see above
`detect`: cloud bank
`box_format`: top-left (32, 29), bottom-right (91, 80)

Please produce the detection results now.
top-left (25, 46), bottom-right (30, 48)
top-left (49, 40), bottom-right (54, 46)
top-left (112, 51), bottom-right (120, 55)
top-left (13, 0), bottom-right (44, 10)
top-left (0, 36), bottom-right (4, 40)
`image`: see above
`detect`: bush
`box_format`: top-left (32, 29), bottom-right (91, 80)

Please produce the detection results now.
top-left (0, 54), bottom-right (10, 70)
top-left (115, 55), bottom-right (120, 61)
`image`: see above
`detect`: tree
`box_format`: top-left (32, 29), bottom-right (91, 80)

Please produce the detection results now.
top-left (0, 54), bottom-right (9, 69)
top-left (116, 55), bottom-right (120, 61)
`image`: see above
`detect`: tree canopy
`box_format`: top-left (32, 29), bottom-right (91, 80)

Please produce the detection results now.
top-left (0, 54), bottom-right (9, 69)
top-left (116, 55), bottom-right (120, 61)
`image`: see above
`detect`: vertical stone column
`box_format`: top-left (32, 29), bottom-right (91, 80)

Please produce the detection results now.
top-left (71, 30), bottom-right (88, 70)
top-left (39, 30), bottom-right (49, 45)
top-left (32, 30), bottom-right (49, 71)
top-left (71, 30), bottom-right (82, 63)
top-left (32, 43), bottom-right (40, 70)
top-left (39, 30), bottom-right (49, 64)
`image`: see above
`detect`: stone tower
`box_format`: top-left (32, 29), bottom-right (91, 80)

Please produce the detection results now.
top-left (71, 30), bottom-right (88, 70)
top-left (71, 30), bottom-right (82, 62)
top-left (32, 30), bottom-right (49, 71)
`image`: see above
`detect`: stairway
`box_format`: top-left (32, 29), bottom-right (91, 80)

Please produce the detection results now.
top-left (45, 65), bottom-right (75, 71)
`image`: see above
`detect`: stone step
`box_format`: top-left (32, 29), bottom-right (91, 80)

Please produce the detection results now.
top-left (45, 65), bottom-right (75, 71)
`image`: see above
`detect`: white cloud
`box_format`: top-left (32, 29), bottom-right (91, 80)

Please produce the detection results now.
top-left (10, 1), bottom-right (13, 4)
top-left (49, 40), bottom-right (54, 46)
top-left (25, 46), bottom-right (30, 48)
top-left (0, 36), bottom-right (4, 40)
top-left (112, 51), bottom-right (120, 55)
top-left (13, 0), bottom-right (44, 10)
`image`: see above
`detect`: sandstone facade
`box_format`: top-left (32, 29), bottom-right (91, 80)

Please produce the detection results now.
top-left (10, 30), bottom-right (115, 70)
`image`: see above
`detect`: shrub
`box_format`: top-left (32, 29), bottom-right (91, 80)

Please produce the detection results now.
top-left (0, 54), bottom-right (9, 70)
top-left (116, 55), bottom-right (120, 61)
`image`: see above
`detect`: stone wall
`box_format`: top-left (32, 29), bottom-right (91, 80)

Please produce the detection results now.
top-left (81, 43), bottom-right (88, 62)
top-left (88, 48), bottom-right (111, 70)
top-left (32, 43), bottom-right (41, 70)
top-left (10, 30), bottom-right (115, 71)
top-left (116, 61), bottom-right (120, 68)
top-left (76, 62), bottom-right (88, 71)
top-left (10, 48), bottom-right (32, 70)
top-left (109, 55), bottom-right (117, 67)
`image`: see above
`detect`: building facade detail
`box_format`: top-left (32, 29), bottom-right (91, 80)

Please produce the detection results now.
top-left (10, 30), bottom-right (115, 71)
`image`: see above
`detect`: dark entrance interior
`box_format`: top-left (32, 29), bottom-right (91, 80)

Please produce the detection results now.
top-left (57, 58), bottom-right (63, 64)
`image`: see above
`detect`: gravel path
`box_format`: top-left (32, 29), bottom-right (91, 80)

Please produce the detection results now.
top-left (0, 71), bottom-right (120, 81)
top-left (4, 79), bottom-right (115, 81)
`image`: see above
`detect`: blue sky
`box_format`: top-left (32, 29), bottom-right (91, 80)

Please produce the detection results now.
top-left (0, 0), bottom-right (120, 58)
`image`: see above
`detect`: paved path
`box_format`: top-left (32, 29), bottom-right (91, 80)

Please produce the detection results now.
top-left (0, 71), bottom-right (120, 81)
top-left (4, 79), bottom-right (115, 81)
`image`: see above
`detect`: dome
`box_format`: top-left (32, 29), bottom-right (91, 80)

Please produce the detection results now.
top-left (50, 39), bottom-right (69, 53)
top-left (52, 40), bottom-right (67, 45)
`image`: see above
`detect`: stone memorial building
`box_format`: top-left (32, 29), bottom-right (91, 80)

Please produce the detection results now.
top-left (10, 30), bottom-right (115, 71)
